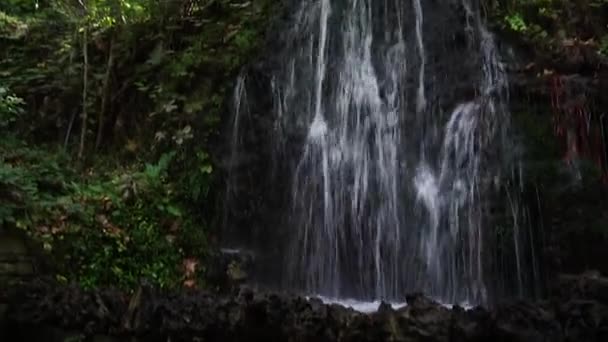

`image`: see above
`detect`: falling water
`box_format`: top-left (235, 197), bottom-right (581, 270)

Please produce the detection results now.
top-left (413, 0), bottom-right (426, 114)
top-left (227, 0), bottom-right (538, 306)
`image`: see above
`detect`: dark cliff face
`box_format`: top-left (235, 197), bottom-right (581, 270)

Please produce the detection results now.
top-left (219, 0), bottom-right (535, 303)
top-left (217, 0), bottom-right (608, 302)
top-left (495, 0), bottom-right (608, 283)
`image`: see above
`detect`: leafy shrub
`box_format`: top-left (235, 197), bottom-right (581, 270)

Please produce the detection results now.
top-left (504, 13), bottom-right (528, 33)
top-left (0, 139), bottom-right (207, 290)
top-left (492, 0), bottom-right (608, 55)
top-left (0, 86), bottom-right (25, 128)
top-left (0, 0), bottom-right (276, 291)
top-left (0, 10), bottom-right (27, 38)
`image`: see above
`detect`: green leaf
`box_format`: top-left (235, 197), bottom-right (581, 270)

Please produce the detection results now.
top-left (200, 164), bottom-right (213, 174)
top-left (165, 204), bottom-right (182, 217)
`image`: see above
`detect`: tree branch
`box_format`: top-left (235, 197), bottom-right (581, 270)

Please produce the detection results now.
top-left (95, 34), bottom-right (115, 150)
top-left (78, 24), bottom-right (89, 160)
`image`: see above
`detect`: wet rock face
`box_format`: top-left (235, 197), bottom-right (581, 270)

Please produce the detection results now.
top-left (218, 0), bottom-right (516, 295)
top-left (206, 248), bottom-right (255, 293)
top-left (545, 183), bottom-right (608, 275)
top-left (3, 279), bottom-right (608, 342)
top-left (217, 59), bottom-right (291, 286)
top-left (507, 35), bottom-right (608, 284)
top-left (551, 272), bottom-right (608, 305)
top-left (0, 232), bottom-right (34, 289)
top-left (0, 231), bottom-right (35, 341)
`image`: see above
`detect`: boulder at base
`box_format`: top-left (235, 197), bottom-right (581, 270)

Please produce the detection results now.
top-left (2, 278), bottom-right (608, 342)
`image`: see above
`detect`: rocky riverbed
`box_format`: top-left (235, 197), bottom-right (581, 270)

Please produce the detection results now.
top-left (2, 273), bottom-right (608, 342)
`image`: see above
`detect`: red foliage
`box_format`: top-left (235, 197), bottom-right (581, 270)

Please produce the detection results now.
top-left (182, 257), bottom-right (199, 289)
top-left (550, 74), bottom-right (608, 183)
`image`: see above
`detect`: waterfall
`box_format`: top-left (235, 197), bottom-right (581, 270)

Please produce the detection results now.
top-left (227, 0), bottom-right (539, 306)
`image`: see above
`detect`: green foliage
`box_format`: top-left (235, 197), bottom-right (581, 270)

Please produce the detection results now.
top-left (1, 0), bottom-right (273, 155)
top-left (490, 0), bottom-right (608, 66)
top-left (0, 140), bottom-right (76, 261)
top-left (504, 13), bottom-right (528, 33)
top-left (182, 150), bottom-right (213, 203)
top-left (86, 0), bottom-right (150, 26)
top-left (0, 0), bottom-right (40, 16)
top-left (0, 0), bottom-right (276, 291)
top-left (0, 86), bottom-right (25, 128)
top-left (0, 138), bottom-right (207, 289)
top-left (0, 10), bottom-right (28, 38)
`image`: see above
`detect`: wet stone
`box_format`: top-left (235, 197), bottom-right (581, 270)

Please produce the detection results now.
top-left (3, 279), bottom-right (608, 341)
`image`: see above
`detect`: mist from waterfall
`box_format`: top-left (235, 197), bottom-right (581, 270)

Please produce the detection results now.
top-left (227, 0), bottom-right (540, 306)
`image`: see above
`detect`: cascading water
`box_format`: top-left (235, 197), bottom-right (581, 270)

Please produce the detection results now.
top-left (226, 0), bottom-right (539, 306)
